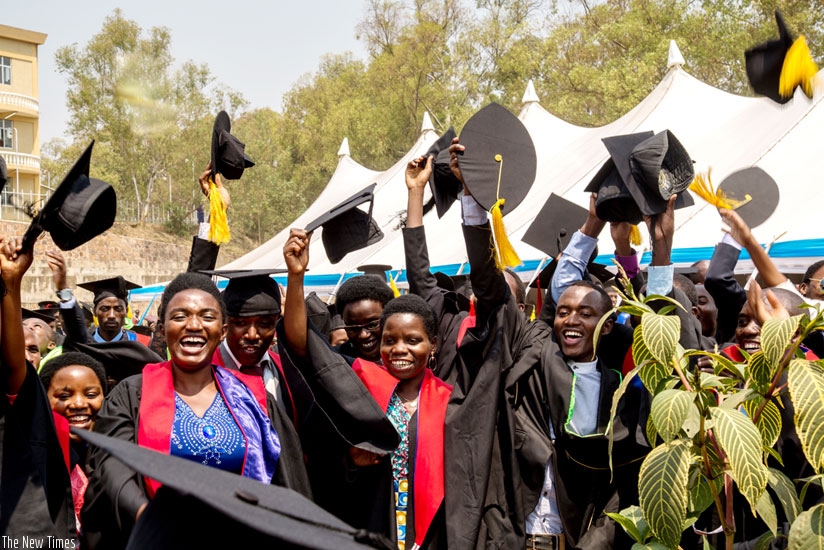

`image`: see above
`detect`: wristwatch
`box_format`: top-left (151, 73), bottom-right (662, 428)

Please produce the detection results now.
top-left (56, 288), bottom-right (74, 303)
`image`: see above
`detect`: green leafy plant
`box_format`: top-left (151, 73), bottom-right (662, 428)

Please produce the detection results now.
top-left (605, 271), bottom-right (824, 549)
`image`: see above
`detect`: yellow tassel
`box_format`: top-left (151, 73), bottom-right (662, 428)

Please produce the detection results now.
top-left (529, 306), bottom-right (536, 322)
top-left (489, 198), bottom-right (521, 270)
top-left (124, 303), bottom-right (134, 330)
top-left (780, 36), bottom-right (818, 99)
top-left (629, 225), bottom-right (642, 246)
top-left (389, 273), bottom-right (401, 298)
top-left (208, 180), bottom-right (231, 245)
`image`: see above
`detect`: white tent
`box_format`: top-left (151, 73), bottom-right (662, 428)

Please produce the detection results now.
top-left (131, 42), bottom-right (824, 300)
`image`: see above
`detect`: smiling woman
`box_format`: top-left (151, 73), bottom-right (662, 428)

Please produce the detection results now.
top-left (82, 272), bottom-right (310, 548)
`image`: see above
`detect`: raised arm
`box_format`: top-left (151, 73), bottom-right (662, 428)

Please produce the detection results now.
top-left (46, 249), bottom-right (89, 345)
top-left (550, 193), bottom-right (606, 305)
top-left (403, 155), bottom-right (440, 298)
top-left (283, 228), bottom-right (311, 358)
top-left (719, 208), bottom-right (787, 288)
top-left (1, 236), bottom-right (33, 395)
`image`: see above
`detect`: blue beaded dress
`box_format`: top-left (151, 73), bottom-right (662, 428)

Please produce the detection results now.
top-left (170, 392), bottom-right (246, 473)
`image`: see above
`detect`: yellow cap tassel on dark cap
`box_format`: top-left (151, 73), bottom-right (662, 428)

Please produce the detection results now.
top-left (689, 168), bottom-right (751, 210)
top-left (208, 179), bottom-right (231, 245)
top-left (780, 35), bottom-right (818, 99)
top-left (629, 224), bottom-right (642, 246)
top-left (489, 154), bottom-right (521, 270)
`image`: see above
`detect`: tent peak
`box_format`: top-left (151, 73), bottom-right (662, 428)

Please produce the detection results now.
top-left (667, 40), bottom-right (685, 70)
top-left (337, 137), bottom-right (350, 157)
top-left (421, 111), bottom-right (435, 132)
top-left (522, 79), bottom-right (539, 104)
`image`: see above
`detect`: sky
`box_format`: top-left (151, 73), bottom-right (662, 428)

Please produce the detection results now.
top-left (5, 0), bottom-right (369, 143)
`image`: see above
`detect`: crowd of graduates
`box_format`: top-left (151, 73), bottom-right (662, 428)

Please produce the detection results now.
top-left (1, 11), bottom-right (822, 550)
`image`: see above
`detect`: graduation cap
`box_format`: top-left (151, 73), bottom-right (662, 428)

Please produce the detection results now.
top-left (745, 11), bottom-right (818, 104)
top-left (21, 141), bottom-right (116, 253)
top-left (22, 307), bottom-right (56, 324)
top-left (0, 154), bottom-right (6, 193)
top-left (458, 103), bottom-right (536, 269)
top-left (202, 269), bottom-right (286, 317)
top-left (718, 167), bottom-right (779, 229)
top-left (78, 276), bottom-right (141, 306)
top-left (424, 127), bottom-right (461, 218)
top-left (433, 272), bottom-right (472, 312)
top-left (522, 193), bottom-right (588, 257)
top-left (585, 131), bottom-right (694, 223)
top-left (306, 292), bottom-right (333, 335)
top-left (61, 340), bottom-right (162, 384)
top-left (74, 429), bottom-right (394, 549)
top-left (211, 111), bottom-right (255, 180)
top-left (357, 264), bottom-right (392, 281)
top-left (459, 103), bottom-right (536, 214)
top-left (130, 325), bottom-right (153, 337)
top-left (304, 184), bottom-right (384, 264)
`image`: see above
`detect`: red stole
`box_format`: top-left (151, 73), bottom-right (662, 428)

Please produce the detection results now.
top-left (136, 361), bottom-right (264, 497)
top-left (722, 343), bottom-right (819, 362)
top-left (456, 314), bottom-right (476, 348)
top-left (351, 359), bottom-right (452, 546)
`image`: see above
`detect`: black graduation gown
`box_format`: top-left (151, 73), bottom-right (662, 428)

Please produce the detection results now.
top-left (82, 371), bottom-right (311, 549)
top-left (403, 225), bottom-right (469, 384)
top-left (0, 363), bottom-right (75, 543)
top-left (276, 322), bottom-right (409, 536)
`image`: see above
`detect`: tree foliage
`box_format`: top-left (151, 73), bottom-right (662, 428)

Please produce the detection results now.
top-left (44, 2), bottom-right (824, 243)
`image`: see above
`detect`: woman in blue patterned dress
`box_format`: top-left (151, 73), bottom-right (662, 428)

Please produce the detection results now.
top-left (82, 272), bottom-right (309, 548)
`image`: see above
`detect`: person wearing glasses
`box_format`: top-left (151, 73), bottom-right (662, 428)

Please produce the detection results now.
top-left (334, 276), bottom-right (394, 364)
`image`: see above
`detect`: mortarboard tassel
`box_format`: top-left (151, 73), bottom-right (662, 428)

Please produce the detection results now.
top-left (629, 225), bottom-right (642, 246)
top-left (689, 168), bottom-right (751, 210)
top-left (208, 179), bottom-right (231, 245)
top-left (535, 271), bottom-right (543, 317)
top-left (780, 36), bottom-right (818, 100)
top-left (124, 303), bottom-right (134, 330)
top-left (489, 154), bottom-right (521, 270)
top-left (389, 272), bottom-right (401, 298)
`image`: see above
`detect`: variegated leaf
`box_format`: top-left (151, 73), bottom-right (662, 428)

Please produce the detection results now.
top-left (753, 531), bottom-right (776, 550)
top-left (689, 469), bottom-right (722, 516)
top-left (646, 412), bottom-right (659, 447)
top-left (606, 506), bottom-right (646, 544)
top-left (651, 389), bottom-right (693, 444)
top-left (610, 366), bottom-right (641, 472)
top-left (748, 351), bottom-right (772, 394)
top-left (755, 489), bottom-right (777, 536)
top-left (788, 359), bottom-right (824, 474)
top-left (768, 467), bottom-right (802, 525)
top-left (712, 408), bottom-right (769, 509)
top-left (743, 398), bottom-right (782, 450)
top-left (639, 440), bottom-right (690, 549)
top-left (641, 312), bottom-right (680, 365)
top-left (761, 315), bottom-right (803, 367)
top-left (788, 503), bottom-right (824, 550)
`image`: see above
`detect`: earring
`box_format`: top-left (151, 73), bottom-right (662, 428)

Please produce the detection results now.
top-left (428, 351), bottom-right (436, 369)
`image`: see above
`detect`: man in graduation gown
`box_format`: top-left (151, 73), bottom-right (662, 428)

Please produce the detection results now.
top-left (211, 271), bottom-right (308, 427)
top-left (78, 277), bottom-right (151, 347)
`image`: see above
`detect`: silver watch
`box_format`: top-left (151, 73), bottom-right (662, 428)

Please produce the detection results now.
top-left (56, 288), bottom-right (74, 302)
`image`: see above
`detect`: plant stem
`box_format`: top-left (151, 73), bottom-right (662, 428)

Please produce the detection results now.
top-left (725, 474), bottom-right (734, 550)
top-left (671, 356), bottom-right (693, 392)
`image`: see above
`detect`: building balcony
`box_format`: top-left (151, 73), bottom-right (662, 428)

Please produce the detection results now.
top-left (1, 151), bottom-right (40, 174)
top-left (0, 92), bottom-right (39, 117)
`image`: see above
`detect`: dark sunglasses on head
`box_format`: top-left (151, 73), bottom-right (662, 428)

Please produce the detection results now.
top-left (343, 319), bottom-right (381, 334)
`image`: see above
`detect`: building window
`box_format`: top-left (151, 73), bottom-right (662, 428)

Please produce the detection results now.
top-left (0, 57), bottom-right (10, 85)
top-left (0, 120), bottom-right (12, 149)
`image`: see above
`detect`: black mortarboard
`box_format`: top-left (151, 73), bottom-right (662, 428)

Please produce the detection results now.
top-left (38, 300), bottom-right (59, 310)
top-left (22, 307), bottom-right (56, 324)
top-left (745, 11), bottom-right (818, 104)
top-left (306, 291), bottom-right (333, 335)
top-left (717, 167), bottom-right (780, 229)
top-left (187, 236), bottom-right (220, 273)
top-left (202, 269), bottom-right (286, 317)
top-left (0, 154), bottom-right (6, 193)
top-left (78, 276), bottom-right (140, 306)
top-left (357, 264), bottom-right (392, 281)
top-left (22, 141), bottom-right (116, 252)
top-left (130, 325), bottom-right (153, 337)
top-left (424, 127), bottom-right (461, 218)
top-left (329, 304), bottom-right (345, 331)
top-left (433, 272), bottom-right (472, 312)
top-left (585, 131), bottom-right (694, 223)
top-left (65, 340), bottom-right (162, 384)
top-left (523, 194), bottom-right (589, 257)
top-left (74, 430), bottom-right (394, 549)
top-left (304, 184), bottom-right (384, 264)
top-left (211, 111), bottom-right (255, 180)
top-left (458, 103), bottom-right (536, 214)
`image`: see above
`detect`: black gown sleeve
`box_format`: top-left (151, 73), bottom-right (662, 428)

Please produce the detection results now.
top-left (403, 225), bottom-right (467, 383)
top-left (704, 242), bottom-right (746, 345)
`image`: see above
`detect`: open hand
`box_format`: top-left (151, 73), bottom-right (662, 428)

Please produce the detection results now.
top-left (45, 250), bottom-right (67, 290)
top-left (719, 208), bottom-right (752, 246)
top-left (747, 280), bottom-right (790, 324)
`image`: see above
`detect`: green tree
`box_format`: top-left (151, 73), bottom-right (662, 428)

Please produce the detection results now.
top-left (54, 9), bottom-right (242, 222)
